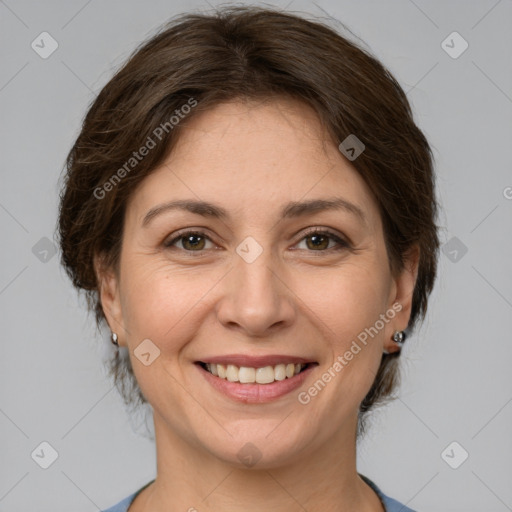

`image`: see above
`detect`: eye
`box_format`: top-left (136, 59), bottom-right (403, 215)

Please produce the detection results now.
top-left (164, 230), bottom-right (215, 252)
top-left (164, 228), bottom-right (350, 254)
top-left (294, 229), bottom-right (350, 252)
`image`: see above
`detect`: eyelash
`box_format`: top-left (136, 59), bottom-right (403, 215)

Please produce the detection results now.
top-left (163, 228), bottom-right (350, 255)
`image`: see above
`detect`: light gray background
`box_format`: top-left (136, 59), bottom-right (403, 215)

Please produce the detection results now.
top-left (1, 0), bottom-right (511, 510)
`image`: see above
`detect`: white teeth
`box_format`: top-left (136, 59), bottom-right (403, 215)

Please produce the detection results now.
top-left (217, 364), bottom-right (227, 379)
top-left (238, 366), bottom-right (256, 383)
top-left (204, 362), bottom-right (307, 384)
top-left (255, 366), bottom-right (275, 384)
top-left (226, 364), bottom-right (239, 382)
top-left (274, 364), bottom-right (286, 381)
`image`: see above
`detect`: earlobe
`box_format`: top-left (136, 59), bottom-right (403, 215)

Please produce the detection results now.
top-left (94, 254), bottom-right (125, 345)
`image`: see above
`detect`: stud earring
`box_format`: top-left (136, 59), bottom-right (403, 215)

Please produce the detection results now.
top-left (111, 332), bottom-right (119, 346)
top-left (392, 330), bottom-right (406, 347)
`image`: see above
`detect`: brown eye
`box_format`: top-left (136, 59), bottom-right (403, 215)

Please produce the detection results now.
top-left (296, 230), bottom-right (349, 252)
top-left (165, 231), bottom-right (213, 251)
top-left (305, 233), bottom-right (330, 250)
top-left (181, 233), bottom-right (206, 251)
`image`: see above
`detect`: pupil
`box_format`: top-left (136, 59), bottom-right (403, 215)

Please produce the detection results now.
top-left (185, 234), bottom-right (203, 250)
top-left (309, 234), bottom-right (327, 250)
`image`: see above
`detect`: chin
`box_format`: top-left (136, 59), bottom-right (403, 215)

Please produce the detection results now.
top-left (198, 421), bottom-right (312, 470)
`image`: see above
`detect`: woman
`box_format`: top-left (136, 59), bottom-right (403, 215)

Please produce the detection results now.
top-left (58, 6), bottom-right (439, 511)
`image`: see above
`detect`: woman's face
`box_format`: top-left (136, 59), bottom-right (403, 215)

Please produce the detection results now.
top-left (100, 97), bottom-right (417, 468)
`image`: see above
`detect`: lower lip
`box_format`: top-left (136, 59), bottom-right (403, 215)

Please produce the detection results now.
top-left (195, 363), bottom-right (316, 404)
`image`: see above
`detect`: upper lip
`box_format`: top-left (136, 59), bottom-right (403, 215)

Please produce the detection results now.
top-left (197, 354), bottom-right (317, 367)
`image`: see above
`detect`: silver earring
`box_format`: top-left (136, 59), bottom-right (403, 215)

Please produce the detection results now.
top-left (392, 330), bottom-right (406, 347)
top-left (111, 332), bottom-right (119, 346)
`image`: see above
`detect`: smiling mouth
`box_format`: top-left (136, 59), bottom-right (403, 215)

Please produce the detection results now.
top-left (196, 362), bottom-right (316, 384)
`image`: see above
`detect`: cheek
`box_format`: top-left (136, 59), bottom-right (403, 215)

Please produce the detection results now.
top-left (307, 260), bottom-right (391, 336)
top-left (324, 262), bottom-right (391, 390)
top-left (305, 263), bottom-right (391, 402)
top-left (122, 268), bottom-right (175, 332)
top-left (120, 258), bottom-right (219, 342)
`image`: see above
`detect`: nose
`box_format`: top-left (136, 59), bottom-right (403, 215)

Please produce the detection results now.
top-left (216, 247), bottom-right (296, 337)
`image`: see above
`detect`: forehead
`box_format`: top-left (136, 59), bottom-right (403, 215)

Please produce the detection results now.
top-left (172, 97), bottom-right (337, 167)
top-left (126, 98), bottom-right (381, 230)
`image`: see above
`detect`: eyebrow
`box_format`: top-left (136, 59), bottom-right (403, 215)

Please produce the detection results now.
top-left (142, 197), bottom-right (367, 227)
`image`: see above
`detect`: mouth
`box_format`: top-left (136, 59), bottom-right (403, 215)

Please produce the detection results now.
top-left (196, 361), bottom-right (315, 384)
top-left (194, 356), bottom-right (318, 403)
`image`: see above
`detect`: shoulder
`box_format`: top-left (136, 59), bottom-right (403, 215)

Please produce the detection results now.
top-left (380, 493), bottom-right (417, 512)
top-left (101, 491), bottom-right (138, 512)
top-left (103, 477), bottom-right (416, 512)
top-left (359, 473), bottom-right (417, 512)
top-left (102, 479), bottom-right (155, 512)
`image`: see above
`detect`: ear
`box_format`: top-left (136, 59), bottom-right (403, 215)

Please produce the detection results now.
top-left (94, 253), bottom-right (127, 347)
top-left (383, 244), bottom-right (420, 354)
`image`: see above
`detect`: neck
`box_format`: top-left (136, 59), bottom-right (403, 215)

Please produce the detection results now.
top-left (134, 411), bottom-right (383, 512)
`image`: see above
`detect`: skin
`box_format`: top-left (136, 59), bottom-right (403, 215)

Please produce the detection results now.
top-left (97, 97), bottom-right (419, 512)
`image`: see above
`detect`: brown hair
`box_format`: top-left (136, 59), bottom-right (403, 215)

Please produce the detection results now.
top-left (57, 5), bottom-right (439, 436)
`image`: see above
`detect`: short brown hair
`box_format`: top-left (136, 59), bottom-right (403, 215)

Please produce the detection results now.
top-left (58, 6), bottom-right (439, 436)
